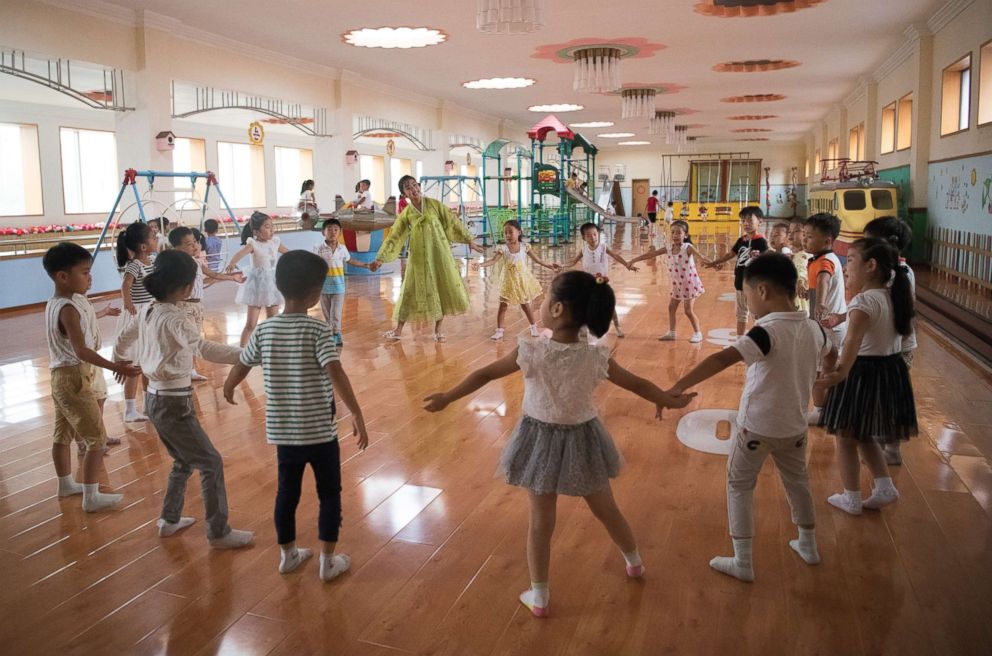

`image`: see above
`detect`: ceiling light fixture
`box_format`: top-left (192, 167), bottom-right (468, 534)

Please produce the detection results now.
top-left (528, 103), bottom-right (584, 112)
top-left (597, 132), bottom-right (636, 138)
top-left (621, 88), bottom-right (656, 119)
top-left (649, 110), bottom-right (676, 139)
top-left (572, 47), bottom-right (623, 93)
top-left (342, 27), bottom-right (447, 49)
top-left (477, 0), bottom-right (545, 34)
top-left (570, 121), bottom-right (614, 128)
top-left (617, 140), bottom-right (651, 146)
top-left (463, 77), bottom-right (535, 89)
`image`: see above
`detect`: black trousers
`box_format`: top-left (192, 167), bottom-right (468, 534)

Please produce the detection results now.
top-left (274, 440), bottom-right (342, 544)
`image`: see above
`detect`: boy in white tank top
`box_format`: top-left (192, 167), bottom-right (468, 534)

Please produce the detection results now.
top-left (42, 243), bottom-right (141, 512)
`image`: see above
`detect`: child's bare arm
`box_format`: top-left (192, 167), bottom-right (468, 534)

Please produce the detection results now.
top-left (605, 246), bottom-right (632, 268)
top-left (686, 244), bottom-right (715, 266)
top-left (819, 311), bottom-right (868, 386)
top-left (423, 348), bottom-right (521, 411)
top-left (526, 247), bottom-right (559, 270)
top-left (224, 244), bottom-right (252, 272)
top-left (814, 271), bottom-right (830, 319)
top-left (473, 251), bottom-right (503, 269)
top-left (607, 358), bottom-right (697, 419)
top-left (346, 258), bottom-right (370, 270)
top-left (564, 252), bottom-right (583, 268)
top-left (62, 305), bottom-right (140, 378)
top-left (669, 348), bottom-right (743, 394)
top-left (202, 261), bottom-right (245, 284)
top-left (628, 246), bottom-right (668, 265)
top-left (327, 361), bottom-right (369, 450)
top-left (223, 362), bottom-right (252, 404)
top-left (121, 273), bottom-right (137, 315)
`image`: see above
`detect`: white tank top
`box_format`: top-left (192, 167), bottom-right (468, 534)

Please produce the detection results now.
top-left (45, 294), bottom-right (99, 369)
top-left (581, 241), bottom-right (609, 276)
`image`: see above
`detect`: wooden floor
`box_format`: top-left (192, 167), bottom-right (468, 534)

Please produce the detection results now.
top-left (2, 225), bottom-right (992, 656)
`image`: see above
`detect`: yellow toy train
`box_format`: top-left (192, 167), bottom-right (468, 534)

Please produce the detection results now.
top-left (807, 159), bottom-right (898, 258)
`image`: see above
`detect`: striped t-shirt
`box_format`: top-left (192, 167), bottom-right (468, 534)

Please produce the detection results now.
top-left (313, 242), bottom-right (351, 295)
top-left (240, 314), bottom-right (339, 445)
top-left (124, 259), bottom-right (155, 305)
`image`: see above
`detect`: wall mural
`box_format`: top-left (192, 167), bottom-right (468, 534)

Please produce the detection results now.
top-left (928, 153), bottom-right (992, 235)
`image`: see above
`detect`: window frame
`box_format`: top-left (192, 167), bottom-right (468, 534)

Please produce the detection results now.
top-left (814, 150), bottom-right (821, 175)
top-left (172, 136), bottom-right (208, 206)
top-left (880, 102), bottom-right (896, 154)
top-left (979, 39), bottom-right (992, 127)
top-left (896, 92), bottom-right (913, 151)
top-left (0, 121), bottom-right (44, 217)
top-left (940, 52), bottom-right (972, 137)
top-left (273, 145), bottom-right (314, 208)
top-left (216, 140), bottom-right (267, 209)
top-left (58, 125), bottom-right (119, 216)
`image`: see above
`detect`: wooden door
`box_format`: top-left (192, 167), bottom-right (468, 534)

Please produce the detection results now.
top-left (632, 178), bottom-right (650, 218)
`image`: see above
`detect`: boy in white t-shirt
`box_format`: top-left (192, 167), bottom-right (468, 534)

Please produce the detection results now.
top-left (803, 213), bottom-right (847, 423)
top-left (313, 219), bottom-right (368, 346)
top-left (668, 253), bottom-right (837, 582)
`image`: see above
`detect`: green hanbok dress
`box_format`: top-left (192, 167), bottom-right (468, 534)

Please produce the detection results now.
top-left (375, 197), bottom-right (474, 323)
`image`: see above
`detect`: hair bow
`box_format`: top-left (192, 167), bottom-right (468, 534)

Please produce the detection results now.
top-left (595, 274), bottom-right (609, 284)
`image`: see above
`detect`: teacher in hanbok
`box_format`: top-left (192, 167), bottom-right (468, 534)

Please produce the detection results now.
top-left (369, 175), bottom-right (483, 342)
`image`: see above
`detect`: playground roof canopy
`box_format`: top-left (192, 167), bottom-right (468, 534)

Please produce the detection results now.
top-left (527, 115), bottom-right (575, 143)
top-left (483, 138), bottom-right (531, 159)
top-left (571, 132), bottom-right (597, 155)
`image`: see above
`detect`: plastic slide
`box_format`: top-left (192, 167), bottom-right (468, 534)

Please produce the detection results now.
top-left (565, 187), bottom-right (638, 223)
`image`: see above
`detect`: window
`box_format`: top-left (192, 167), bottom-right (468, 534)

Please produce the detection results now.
top-left (727, 160), bottom-right (759, 203)
top-left (897, 93), bottom-right (913, 150)
top-left (804, 159), bottom-right (809, 178)
top-left (359, 155), bottom-right (386, 204)
top-left (941, 54), bottom-right (971, 135)
top-left (827, 139), bottom-right (838, 162)
top-left (0, 123), bottom-right (43, 216)
top-left (848, 123), bottom-right (865, 160)
top-left (60, 127), bottom-right (118, 214)
top-left (979, 40), bottom-right (992, 126)
top-left (880, 102), bottom-right (896, 153)
top-left (871, 190), bottom-right (894, 210)
top-left (389, 157), bottom-right (412, 199)
top-left (172, 137), bottom-right (207, 205)
top-left (274, 147), bottom-right (313, 207)
top-left (843, 190), bottom-right (866, 211)
top-left (415, 160), bottom-right (424, 183)
top-left (217, 141), bottom-right (266, 208)
top-left (693, 161), bottom-right (721, 202)
top-left (814, 150), bottom-right (821, 174)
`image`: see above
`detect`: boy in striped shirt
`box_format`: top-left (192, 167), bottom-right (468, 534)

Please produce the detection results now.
top-left (224, 250), bottom-right (368, 581)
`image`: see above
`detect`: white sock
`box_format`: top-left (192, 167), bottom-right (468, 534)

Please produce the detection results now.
top-left (279, 546), bottom-right (313, 573)
top-left (81, 482), bottom-right (123, 512)
top-left (125, 399), bottom-right (136, 414)
top-left (519, 581), bottom-right (550, 616)
top-left (709, 537), bottom-right (754, 582)
top-left (57, 474), bottom-right (83, 497)
top-left (158, 517), bottom-right (196, 537)
top-left (319, 553), bottom-right (351, 581)
top-left (209, 528), bottom-right (254, 549)
top-left (622, 549), bottom-right (642, 568)
top-left (874, 476), bottom-right (895, 493)
top-left (789, 527), bottom-right (821, 565)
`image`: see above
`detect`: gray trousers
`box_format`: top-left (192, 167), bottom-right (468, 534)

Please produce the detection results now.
top-left (145, 390), bottom-right (230, 540)
top-left (727, 429), bottom-right (815, 537)
top-left (320, 293), bottom-right (344, 334)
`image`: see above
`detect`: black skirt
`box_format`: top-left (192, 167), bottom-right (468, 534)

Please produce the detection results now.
top-left (819, 354), bottom-right (918, 443)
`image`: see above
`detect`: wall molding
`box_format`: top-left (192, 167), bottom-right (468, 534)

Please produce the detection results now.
top-left (873, 34), bottom-right (918, 82)
top-left (927, 0), bottom-right (974, 35)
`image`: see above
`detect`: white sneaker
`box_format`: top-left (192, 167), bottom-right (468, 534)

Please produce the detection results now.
top-left (191, 371), bottom-right (208, 382)
top-left (689, 332), bottom-right (703, 343)
top-left (827, 492), bottom-right (862, 515)
top-left (863, 487), bottom-right (899, 510)
top-left (658, 331), bottom-right (677, 341)
top-left (490, 328), bottom-right (505, 341)
top-left (124, 411), bottom-right (148, 423)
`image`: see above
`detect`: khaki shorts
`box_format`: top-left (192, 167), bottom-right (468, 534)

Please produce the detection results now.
top-left (735, 290), bottom-right (750, 323)
top-left (52, 365), bottom-right (107, 451)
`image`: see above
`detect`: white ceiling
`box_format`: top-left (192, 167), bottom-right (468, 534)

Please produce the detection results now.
top-left (12, 0), bottom-right (946, 143)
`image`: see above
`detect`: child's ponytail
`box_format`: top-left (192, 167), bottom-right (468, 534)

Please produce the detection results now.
top-left (549, 270), bottom-right (616, 338)
top-left (853, 238), bottom-right (915, 336)
top-left (241, 211), bottom-right (270, 245)
top-left (116, 221), bottom-right (151, 269)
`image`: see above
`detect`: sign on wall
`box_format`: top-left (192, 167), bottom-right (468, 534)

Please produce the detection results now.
top-left (248, 121), bottom-right (265, 145)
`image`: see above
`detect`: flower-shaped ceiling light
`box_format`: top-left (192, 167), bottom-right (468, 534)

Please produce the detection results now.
top-left (532, 38), bottom-right (667, 94)
top-left (571, 121), bottom-right (614, 128)
top-left (528, 103), bottom-right (584, 112)
top-left (621, 89), bottom-right (656, 119)
top-left (728, 114), bottom-right (779, 120)
top-left (721, 94), bottom-right (786, 103)
top-left (598, 132), bottom-right (636, 138)
top-left (713, 59), bottom-right (801, 73)
top-left (617, 141), bottom-right (651, 146)
top-left (695, 0), bottom-right (826, 18)
top-left (463, 77), bottom-right (535, 89)
top-left (477, 0), bottom-right (545, 34)
top-left (342, 27), bottom-right (447, 49)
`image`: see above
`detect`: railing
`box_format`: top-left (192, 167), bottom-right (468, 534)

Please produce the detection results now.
top-left (927, 226), bottom-right (992, 294)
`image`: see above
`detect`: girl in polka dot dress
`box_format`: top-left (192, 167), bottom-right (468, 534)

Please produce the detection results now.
top-left (629, 220), bottom-right (714, 343)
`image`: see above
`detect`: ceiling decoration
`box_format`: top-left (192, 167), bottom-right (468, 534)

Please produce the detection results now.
top-left (728, 114), bottom-right (779, 120)
top-left (661, 107), bottom-right (701, 116)
top-left (649, 111), bottom-right (675, 137)
top-left (597, 132), bottom-right (636, 138)
top-left (476, 0), bottom-right (545, 34)
top-left (462, 77), bottom-right (535, 89)
top-left (528, 103), bottom-right (583, 112)
top-left (694, 0), bottom-right (827, 18)
top-left (341, 27), bottom-right (448, 49)
top-left (732, 127), bottom-right (773, 132)
top-left (617, 140), bottom-right (651, 146)
top-left (721, 94), bottom-right (786, 103)
top-left (712, 59), bottom-right (801, 72)
top-left (570, 121), bottom-right (614, 128)
top-left (737, 137), bottom-right (771, 141)
top-left (572, 48), bottom-right (622, 93)
top-left (621, 88), bottom-right (656, 119)
top-left (532, 37), bottom-right (666, 63)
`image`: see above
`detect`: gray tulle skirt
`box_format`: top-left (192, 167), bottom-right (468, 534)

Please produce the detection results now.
top-left (499, 415), bottom-right (623, 496)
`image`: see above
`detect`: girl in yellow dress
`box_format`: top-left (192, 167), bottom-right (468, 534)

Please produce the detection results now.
top-left (475, 221), bottom-right (560, 341)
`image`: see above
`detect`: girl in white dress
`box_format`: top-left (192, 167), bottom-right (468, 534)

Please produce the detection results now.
top-left (225, 212), bottom-right (288, 346)
top-left (424, 271), bottom-right (694, 618)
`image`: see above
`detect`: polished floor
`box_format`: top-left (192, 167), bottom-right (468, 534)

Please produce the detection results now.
top-left (1, 227), bottom-right (991, 656)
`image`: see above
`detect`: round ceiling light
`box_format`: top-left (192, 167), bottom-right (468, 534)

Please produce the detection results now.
top-left (528, 103), bottom-right (584, 112)
top-left (598, 132), bottom-right (636, 138)
top-left (570, 121), bottom-right (614, 128)
top-left (618, 140), bottom-right (651, 146)
top-left (342, 27), bottom-right (448, 49)
top-left (463, 77), bottom-right (535, 89)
